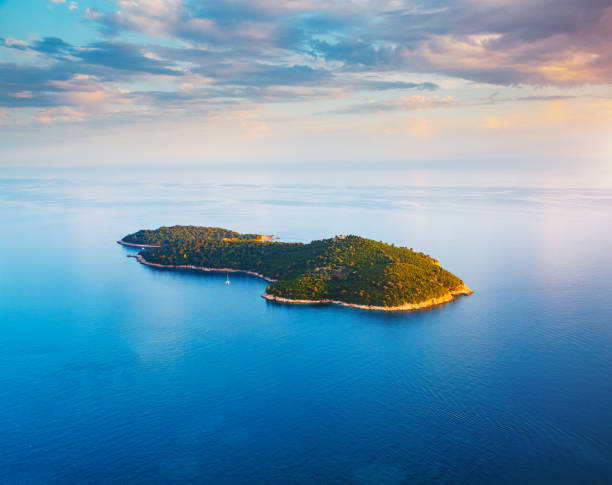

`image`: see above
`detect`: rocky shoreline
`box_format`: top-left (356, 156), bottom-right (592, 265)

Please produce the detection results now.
top-left (127, 253), bottom-right (279, 283)
top-left (117, 240), bottom-right (161, 248)
top-left (261, 286), bottom-right (473, 312)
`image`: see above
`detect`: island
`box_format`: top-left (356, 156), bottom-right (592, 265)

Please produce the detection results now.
top-left (118, 225), bottom-right (472, 311)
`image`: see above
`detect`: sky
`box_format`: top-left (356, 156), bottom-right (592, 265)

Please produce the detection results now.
top-left (1, 0), bottom-right (611, 186)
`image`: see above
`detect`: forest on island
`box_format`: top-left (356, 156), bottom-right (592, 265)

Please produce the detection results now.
top-left (122, 226), bottom-right (262, 245)
top-left (122, 226), bottom-right (466, 307)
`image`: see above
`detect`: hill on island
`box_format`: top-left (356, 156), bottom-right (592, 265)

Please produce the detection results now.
top-left (120, 225), bottom-right (471, 310)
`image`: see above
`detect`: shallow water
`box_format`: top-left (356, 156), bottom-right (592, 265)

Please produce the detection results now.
top-left (1, 169), bottom-right (611, 483)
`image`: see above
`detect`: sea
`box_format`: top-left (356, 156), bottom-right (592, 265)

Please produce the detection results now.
top-left (1, 166), bottom-right (611, 484)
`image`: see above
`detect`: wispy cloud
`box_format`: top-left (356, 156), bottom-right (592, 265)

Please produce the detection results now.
top-left (328, 95), bottom-right (456, 114)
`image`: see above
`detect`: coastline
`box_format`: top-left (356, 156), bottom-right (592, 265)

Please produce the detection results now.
top-left (128, 254), bottom-right (279, 282)
top-left (128, 253), bottom-right (472, 312)
top-left (117, 240), bottom-right (161, 248)
top-left (261, 286), bottom-right (473, 312)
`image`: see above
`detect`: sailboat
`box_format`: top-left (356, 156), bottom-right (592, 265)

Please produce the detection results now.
top-left (226, 273), bottom-right (231, 285)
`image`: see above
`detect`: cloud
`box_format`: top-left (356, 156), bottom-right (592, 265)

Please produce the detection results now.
top-left (77, 41), bottom-right (185, 76)
top-left (2, 0), bottom-right (611, 129)
top-left (32, 106), bottom-right (84, 124)
top-left (375, 0), bottom-right (612, 85)
top-left (1, 30), bottom-right (437, 118)
top-left (0, 38), bottom-right (188, 113)
top-left (1, 37), bottom-right (185, 83)
top-left (30, 37), bottom-right (75, 57)
top-left (309, 39), bottom-right (402, 69)
top-left (329, 94), bottom-right (456, 114)
top-left (355, 80), bottom-right (439, 91)
top-left (0, 38), bottom-right (29, 51)
top-left (78, 0), bottom-right (612, 87)
top-left (214, 64), bottom-right (332, 87)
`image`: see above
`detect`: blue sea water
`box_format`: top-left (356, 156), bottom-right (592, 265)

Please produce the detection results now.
top-left (1, 168), bottom-right (611, 484)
